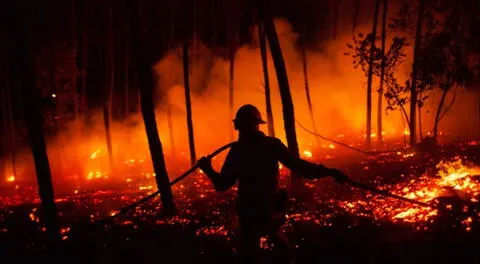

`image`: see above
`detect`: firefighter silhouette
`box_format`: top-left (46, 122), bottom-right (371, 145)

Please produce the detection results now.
top-left (198, 104), bottom-right (348, 263)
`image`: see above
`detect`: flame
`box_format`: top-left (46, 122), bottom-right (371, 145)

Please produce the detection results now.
top-left (302, 150), bottom-right (313, 158)
top-left (340, 157), bottom-right (480, 227)
top-left (6, 175), bottom-right (15, 182)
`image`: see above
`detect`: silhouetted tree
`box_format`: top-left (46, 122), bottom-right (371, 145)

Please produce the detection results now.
top-left (408, 0), bottom-right (426, 145)
top-left (103, 0), bottom-right (114, 168)
top-left (377, 0), bottom-right (388, 144)
top-left (258, 21), bottom-right (275, 137)
top-left (300, 35), bottom-right (319, 146)
top-left (365, 0), bottom-right (381, 148)
top-left (258, 0), bottom-right (301, 192)
top-left (183, 40), bottom-right (196, 167)
top-left (8, 2), bottom-right (60, 243)
top-left (129, 0), bottom-right (175, 212)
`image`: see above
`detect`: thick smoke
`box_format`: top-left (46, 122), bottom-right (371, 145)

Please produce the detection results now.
top-left (1, 15), bottom-right (479, 191)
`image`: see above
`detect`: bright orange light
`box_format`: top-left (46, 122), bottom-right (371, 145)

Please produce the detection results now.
top-left (6, 175), bottom-right (15, 182)
top-left (328, 144), bottom-right (335, 149)
top-left (302, 150), bottom-right (313, 158)
top-left (89, 150), bottom-right (100, 159)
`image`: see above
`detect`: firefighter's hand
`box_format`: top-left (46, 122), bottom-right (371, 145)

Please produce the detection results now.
top-left (197, 156), bottom-right (213, 173)
top-left (329, 169), bottom-right (349, 183)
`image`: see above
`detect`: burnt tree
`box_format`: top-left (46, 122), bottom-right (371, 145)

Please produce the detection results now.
top-left (258, 21), bottom-right (275, 137)
top-left (365, 0), bottom-right (381, 148)
top-left (377, 0), bottom-right (388, 144)
top-left (258, 0), bottom-right (301, 192)
top-left (8, 3), bottom-right (60, 242)
top-left (228, 8), bottom-right (237, 141)
top-left (129, 0), bottom-right (175, 212)
top-left (301, 35), bottom-right (319, 146)
top-left (103, 1), bottom-right (114, 168)
top-left (183, 40), bottom-right (197, 167)
top-left (409, 0), bottom-right (426, 145)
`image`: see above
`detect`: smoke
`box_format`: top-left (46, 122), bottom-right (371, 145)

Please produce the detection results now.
top-left (1, 15), bottom-right (479, 191)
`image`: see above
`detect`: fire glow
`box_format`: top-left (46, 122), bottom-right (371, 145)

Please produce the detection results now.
top-left (338, 157), bottom-right (480, 230)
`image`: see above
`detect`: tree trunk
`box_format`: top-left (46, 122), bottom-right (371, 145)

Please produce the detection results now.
top-left (167, 105), bottom-right (176, 153)
top-left (72, 0), bottom-right (80, 125)
top-left (104, 1), bottom-right (114, 168)
top-left (433, 88), bottom-right (449, 142)
top-left (377, 0), bottom-right (388, 145)
top-left (9, 4), bottom-right (60, 241)
top-left (81, 2), bottom-right (88, 123)
top-left (301, 43), bottom-right (319, 146)
top-left (183, 40), bottom-right (197, 167)
top-left (228, 7), bottom-right (237, 141)
top-left (74, 0), bottom-right (88, 129)
top-left (258, 21), bottom-right (275, 137)
top-left (124, 23), bottom-right (130, 117)
top-left (365, 0), bottom-right (381, 149)
top-left (258, 0), bottom-right (301, 191)
top-left (129, 0), bottom-right (175, 212)
top-left (409, 0), bottom-right (426, 146)
top-left (228, 51), bottom-right (235, 141)
top-left (352, 0), bottom-right (360, 34)
top-left (418, 105), bottom-right (423, 140)
top-left (2, 73), bottom-right (18, 179)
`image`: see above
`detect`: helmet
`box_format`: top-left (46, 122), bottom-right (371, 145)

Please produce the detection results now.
top-left (233, 104), bottom-right (266, 129)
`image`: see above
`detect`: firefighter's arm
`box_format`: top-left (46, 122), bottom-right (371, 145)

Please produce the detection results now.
top-left (198, 149), bottom-right (239, 191)
top-left (274, 138), bottom-right (348, 182)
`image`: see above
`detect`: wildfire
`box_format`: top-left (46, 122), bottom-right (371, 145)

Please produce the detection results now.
top-left (340, 157), bottom-right (480, 229)
top-left (6, 175), bottom-right (15, 182)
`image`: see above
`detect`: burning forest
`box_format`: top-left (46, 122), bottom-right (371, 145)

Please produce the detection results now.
top-left (1, 0), bottom-right (480, 263)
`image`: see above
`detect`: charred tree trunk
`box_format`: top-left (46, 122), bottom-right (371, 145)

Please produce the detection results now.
top-left (74, 0), bottom-right (88, 128)
top-left (183, 40), bottom-right (197, 167)
top-left (365, 0), bottom-right (381, 148)
top-left (228, 7), bottom-right (237, 141)
top-left (301, 43), bottom-right (319, 145)
top-left (258, 0), bottom-right (301, 191)
top-left (71, 1), bottom-right (80, 125)
top-left (9, 4), bottom-right (60, 242)
top-left (5, 74), bottom-right (18, 179)
top-left (104, 2), bottom-right (114, 168)
top-left (81, 2), bottom-right (88, 123)
top-left (228, 51), bottom-right (235, 141)
top-left (409, 0), bottom-right (426, 146)
top-left (418, 104), bottom-right (423, 140)
top-left (124, 23), bottom-right (130, 117)
top-left (258, 21), bottom-right (275, 137)
top-left (433, 88), bottom-right (449, 142)
top-left (166, 105), bottom-right (176, 153)
top-left (352, 0), bottom-right (361, 34)
top-left (129, 0), bottom-right (175, 212)
top-left (2, 73), bottom-right (17, 179)
top-left (377, 0), bottom-right (388, 145)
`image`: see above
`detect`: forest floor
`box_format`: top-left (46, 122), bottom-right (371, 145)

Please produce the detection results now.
top-left (1, 140), bottom-right (480, 264)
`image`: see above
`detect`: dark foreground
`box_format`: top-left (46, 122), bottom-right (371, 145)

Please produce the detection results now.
top-left (1, 141), bottom-right (480, 263)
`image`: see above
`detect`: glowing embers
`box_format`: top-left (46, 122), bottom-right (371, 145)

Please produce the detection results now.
top-left (87, 170), bottom-right (109, 181)
top-left (339, 157), bottom-right (480, 228)
top-left (6, 175), bottom-right (15, 182)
